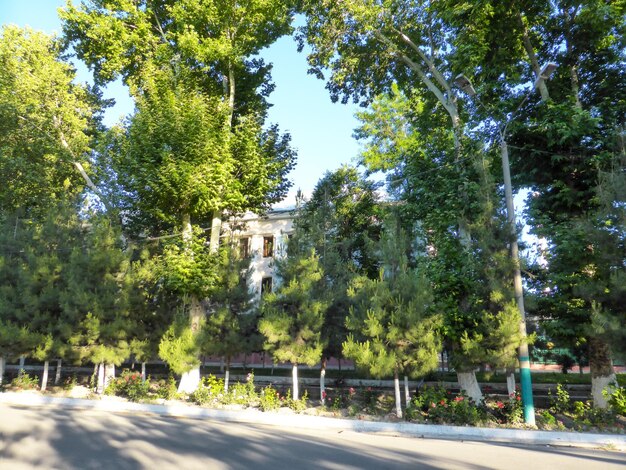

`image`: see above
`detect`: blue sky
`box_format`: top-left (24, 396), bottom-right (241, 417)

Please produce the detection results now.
top-left (0, 0), bottom-right (362, 207)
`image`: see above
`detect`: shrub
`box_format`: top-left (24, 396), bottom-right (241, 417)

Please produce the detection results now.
top-left (537, 410), bottom-right (568, 431)
top-left (604, 386), bottom-right (626, 416)
top-left (63, 375), bottom-right (78, 391)
top-left (410, 386), bottom-right (487, 426)
top-left (105, 370), bottom-right (150, 402)
top-left (223, 380), bottom-right (257, 406)
top-left (286, 390), bottom-right (308, 413)
top-left (491, 392), bottom-right (523, 425)
top-left (412, 385), bottom-right (449, 412)
top-left (358, 387), bottom-right (393, 415)
top-left (10, 371), bottom-right (39, 390)
top-left (549, 384), bottom-right (572, 414)
top-left (556, 353), bottom-right (575, 374)
top-left (259, 385), bottom-right (281, 412)
top-left (155, 376), bottom-right (179, 400)
top-left (190, 375), bottom-right (224, 406)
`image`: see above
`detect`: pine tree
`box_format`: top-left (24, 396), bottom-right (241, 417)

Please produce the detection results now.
top-left (344, 217), bottom-right (442, 418)
top-left (200, 243), bottom-right (258, 391)
top-left (61, 215), bottom-right (134, 393)
top-left (260, 250), bottom-right (327, 400)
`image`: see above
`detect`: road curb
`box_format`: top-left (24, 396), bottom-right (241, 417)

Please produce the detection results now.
top-left (1, 392), bottom-right (624, 451)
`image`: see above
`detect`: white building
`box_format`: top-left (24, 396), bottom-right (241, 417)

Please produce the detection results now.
top-left (222, 208), bottom-right (295, 300)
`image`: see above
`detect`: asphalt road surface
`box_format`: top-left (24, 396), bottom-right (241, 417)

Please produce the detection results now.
top-left (0, 404), bottom-right (624, 470)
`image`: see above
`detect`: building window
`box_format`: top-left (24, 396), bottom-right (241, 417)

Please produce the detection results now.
top-left (239, 237), bottom-right (250, 258)
top-left (263, 236), bottom-right (274, 258)
top-left (261, 276), bottom-right (273, 294)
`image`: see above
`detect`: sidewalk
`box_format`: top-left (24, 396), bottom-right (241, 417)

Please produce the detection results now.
top-left (0, 391), bottom-right (624, 452)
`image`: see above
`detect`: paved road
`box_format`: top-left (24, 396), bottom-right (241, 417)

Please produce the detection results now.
top-left (0, 404), bottom-right (624, 470)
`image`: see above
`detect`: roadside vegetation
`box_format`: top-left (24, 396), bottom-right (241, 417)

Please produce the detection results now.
top-left (0, 0), bottom-right (624, 433)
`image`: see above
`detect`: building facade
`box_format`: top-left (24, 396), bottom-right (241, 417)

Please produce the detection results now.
top-left (223, 208), bottom-right (294, 300)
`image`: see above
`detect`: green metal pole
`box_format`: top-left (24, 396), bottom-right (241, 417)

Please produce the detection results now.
top-left (501, 139), bottom-right (535, 425)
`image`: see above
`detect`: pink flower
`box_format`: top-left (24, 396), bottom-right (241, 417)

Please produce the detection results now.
top-left (349, 387), bottom-right (356, 395)
top-left (430, 402), bottom-right (436, 408)
top-left (439, 399), bottom-right (446, 405)
top-left (496, 401), bottom-right (505, 409)
top-left (516, 396), bottom-right (521, 401)
top-left (509, 393), bottom-right (515, 398)
top-left (321, 390), bottom-right (327, 399)
top-left (454, 396), bottom-right (464, 402)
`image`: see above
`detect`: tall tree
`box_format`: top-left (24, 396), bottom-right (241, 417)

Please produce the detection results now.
top-left (61, 0), bottom-right (297, 392)
top-left (353, 83), bottom-right (526, 402)
top-left (470, 1), bottom-right (626, 408)
top-left (0, 216), bottom-right (41, 385)
top-left (289, 166), bottom-right (382, 400)
top-left (0, 25), bottom-right (104, 219)
top-left (299, 1), bottom-right (518, 401)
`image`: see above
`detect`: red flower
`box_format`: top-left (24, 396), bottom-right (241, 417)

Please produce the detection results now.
top-left (516, 396), bottom-right (521, 401)
top-left (496, 401), bottom-right (505, 409)
top-left (321, 390), bottom-right (327, 399)
top-left (440, 399), bottom-right (446, 405)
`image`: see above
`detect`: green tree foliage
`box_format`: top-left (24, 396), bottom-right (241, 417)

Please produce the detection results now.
top-left (159, 310), bottom-right (202, 376)
top-left (62, 0), bottom-right (297, 392)
top-left (0, 217), bottom-right (41, 367)
top-left (290, 166), bottom-right (382, 361)
top-left (431, 0), bottom-right (625, 405)
top-left (61, 215), bottom-right (134, 369)
top-left (353, 85), bottom-right (523, 402)
top-left (343, 217), bottom-right (442, 417)
top-left (0, 26), bottom-right (103, 219)
top-left (260, 250), bottom-right (327, 399)
top-left (200, 242), bottom-right (259, 387)
top-left (61, 0), bottom-right (297, 231)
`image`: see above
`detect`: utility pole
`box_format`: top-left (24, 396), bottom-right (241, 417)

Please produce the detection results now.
top-left (454, 64), bottom-right (556, 425)
top-left (500, 138), bottom-right (535, 425)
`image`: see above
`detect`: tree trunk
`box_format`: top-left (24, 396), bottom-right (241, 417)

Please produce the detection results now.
top-left (457, 370), bottom-right (483, 403)
top-left (41, 360), bottom-right (49, 392)
top-left (320, 357), bottom-right (327, 405)
top-left (178, 295), bottom-right (204, 394)
top-left (516, 11), bottom-right (550, 101)
top-left (177, 213), bottom-right (204, 394)
top-left (178, 367), bottom-right (201, 395)
top-left (589, 336), bottom-right (617, 409)
top-left (224, 356), bottom-right (231, 392)
top-left (404, 375), bottom-right (410, 408)
top-left (18, 355), bottom-right (25, 375)
top-left (394, 369), bottom-right (403, 419)
top-left (96, 363), bottom-right (105, 394)
top-left (0, 356), bottom-right (5, 386)
top-left (141, 362), bottom-right (146, 383)
top-left (506, 367), bottom-right (516, 397)
top-left (292, 363), bottom-right (299, 401)
top-left (104, 364), bottom-right (115, 391)
top-left (55, 359), bottom-right (62, 385)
